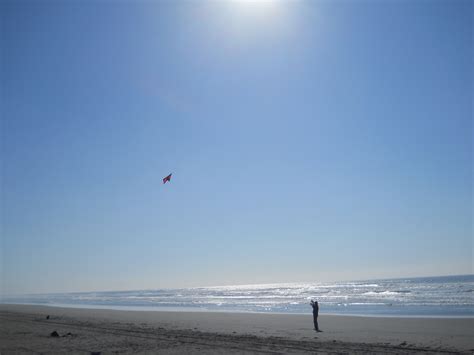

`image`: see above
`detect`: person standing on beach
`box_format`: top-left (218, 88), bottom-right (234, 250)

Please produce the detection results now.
top-left (310, 300), bottom-right (322, 332)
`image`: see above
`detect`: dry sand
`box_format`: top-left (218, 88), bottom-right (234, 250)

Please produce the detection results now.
top-left (1, 304), bottom-right (473, 354)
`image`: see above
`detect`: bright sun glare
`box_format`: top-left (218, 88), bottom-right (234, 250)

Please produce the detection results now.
top-left (210, 0), bottom-right (291, 46)
top-left (227, 0), bottom-right (283, 24)
top-left (229, 0), bottom-right (280, 13)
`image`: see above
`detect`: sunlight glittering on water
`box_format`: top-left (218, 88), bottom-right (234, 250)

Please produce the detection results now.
top-left (3, 275), bottom-right (473, 317)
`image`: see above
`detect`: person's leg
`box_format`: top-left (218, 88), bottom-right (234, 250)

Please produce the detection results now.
top-left (315, 318), bottom-right (322, 332)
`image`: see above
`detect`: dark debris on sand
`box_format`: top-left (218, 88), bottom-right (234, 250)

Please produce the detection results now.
top-left (50, 330), bottom-right (75, 338)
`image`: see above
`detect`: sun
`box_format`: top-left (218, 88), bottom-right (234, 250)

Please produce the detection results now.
top-left (233, 0), bottom-right (278, 3)
top-left (199, 0), bottom-right (291, 48)
top-left (226, 0), bottom-right (282, 22)
top-left (229, 0), bottom-right (280, 11)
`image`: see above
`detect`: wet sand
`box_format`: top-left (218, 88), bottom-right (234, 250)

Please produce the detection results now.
top-left (1, 304), bottom-right (473, 354)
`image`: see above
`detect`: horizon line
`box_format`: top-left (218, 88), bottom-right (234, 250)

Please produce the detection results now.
top-left (2, 273), bottom-right (472, 297)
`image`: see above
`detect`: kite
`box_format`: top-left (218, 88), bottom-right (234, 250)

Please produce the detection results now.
top-left (163, 173), bottom-right (172, 184)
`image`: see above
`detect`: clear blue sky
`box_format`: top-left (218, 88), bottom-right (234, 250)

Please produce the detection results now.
top-left (1, 0), bottom-right (472, 294)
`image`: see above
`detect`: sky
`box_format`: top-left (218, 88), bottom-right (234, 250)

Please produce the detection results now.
top-left (1, 0), bottom-right (472, 295)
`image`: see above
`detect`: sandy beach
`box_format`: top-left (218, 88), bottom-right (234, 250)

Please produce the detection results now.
top-left (1, 304), bottom-right (473, 354)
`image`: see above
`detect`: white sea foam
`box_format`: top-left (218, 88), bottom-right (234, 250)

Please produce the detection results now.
top-left (3, 275), bottom-right (473, 317)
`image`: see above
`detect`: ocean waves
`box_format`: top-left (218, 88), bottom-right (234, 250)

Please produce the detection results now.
top-left (3, 275), bottom-right (473, 317)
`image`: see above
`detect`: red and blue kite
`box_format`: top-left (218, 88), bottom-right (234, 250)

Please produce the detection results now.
top-left (163, 173), bottom-right (172, 184)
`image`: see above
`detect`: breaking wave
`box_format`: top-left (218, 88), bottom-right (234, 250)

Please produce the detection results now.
top-left (3, 275), bottom-right (473, 317)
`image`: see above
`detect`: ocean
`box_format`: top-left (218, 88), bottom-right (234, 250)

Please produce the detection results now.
top-left (2, 275), bottom-right (473, 317)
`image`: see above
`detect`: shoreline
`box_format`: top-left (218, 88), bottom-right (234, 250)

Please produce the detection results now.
top-left (2, 302), bottom-right (474, 319)
top-left (1, 304), bottom-right (473, 353)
